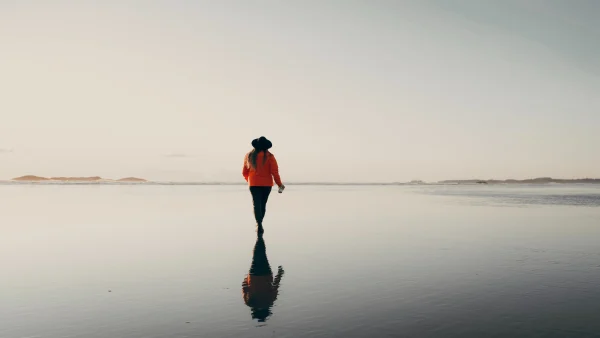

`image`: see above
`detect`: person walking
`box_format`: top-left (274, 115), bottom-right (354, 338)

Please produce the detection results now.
top-left (242, 136), bottom-right (285, 234)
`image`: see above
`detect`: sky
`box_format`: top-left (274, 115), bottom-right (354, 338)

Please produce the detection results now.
top-left (1, 0), bottom-right (599, 182)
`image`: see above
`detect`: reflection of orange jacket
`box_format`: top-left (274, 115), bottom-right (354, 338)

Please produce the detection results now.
top-left (242, 151), bottom-right (283, 187)
top-left (242, 274), bottom-right (278, 307)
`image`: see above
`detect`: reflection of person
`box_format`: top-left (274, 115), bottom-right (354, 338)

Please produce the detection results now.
top-left (242, 236), bottom-right (284, 322)
top-left (242, 136), bottom-right (285, 234)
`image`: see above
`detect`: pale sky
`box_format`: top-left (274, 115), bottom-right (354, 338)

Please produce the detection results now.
top-left (1, 0), bottom-right (599, 182)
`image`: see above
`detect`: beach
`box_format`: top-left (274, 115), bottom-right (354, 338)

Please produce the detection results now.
top-left (1, 184), bottom-right (599, 337)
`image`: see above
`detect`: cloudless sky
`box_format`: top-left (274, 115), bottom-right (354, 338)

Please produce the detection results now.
top-left (1, 0), bottom-right (599, 182)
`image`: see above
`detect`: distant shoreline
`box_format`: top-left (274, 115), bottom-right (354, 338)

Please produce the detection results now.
top-left (438, 178), bottom-right (600, 184)
top-left (1, 177), bottom-right (599, 186)
top-left (10, 175), bottom-right (147, 183)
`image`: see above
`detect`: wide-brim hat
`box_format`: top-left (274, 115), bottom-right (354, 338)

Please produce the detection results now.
top-left (251, 136), bottom-right (272, 150)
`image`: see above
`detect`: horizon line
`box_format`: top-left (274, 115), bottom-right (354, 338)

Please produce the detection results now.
top-left (4, 175), bottom-right (600, 185)
top-left (2, 178), bottom-right (600, 186)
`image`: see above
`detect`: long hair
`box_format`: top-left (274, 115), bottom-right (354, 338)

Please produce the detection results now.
top-left (247, 149), bottom-right (269, 170)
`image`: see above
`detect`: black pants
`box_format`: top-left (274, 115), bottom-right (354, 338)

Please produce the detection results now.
top-left (250, 186), bottom-right (272, 225)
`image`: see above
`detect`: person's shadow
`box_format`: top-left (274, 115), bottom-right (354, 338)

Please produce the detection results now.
top-left (242, 236), bottom-right (284, 323)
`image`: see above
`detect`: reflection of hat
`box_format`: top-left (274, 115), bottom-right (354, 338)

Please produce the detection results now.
top-left (251, 136), bottom-right (272, 150)
top-left (251, 307), bottom-right (272, 322)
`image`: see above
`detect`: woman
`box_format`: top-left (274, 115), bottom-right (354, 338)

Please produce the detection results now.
top-left (242, 136), bottom-right (284, 234)
top-left (241, 236), bottom-right (284, 322)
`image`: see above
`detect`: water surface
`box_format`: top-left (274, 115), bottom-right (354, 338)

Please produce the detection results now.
top-left (1, 185), bottom-right (599, 337)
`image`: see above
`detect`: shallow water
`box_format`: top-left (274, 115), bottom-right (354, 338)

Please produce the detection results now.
top-left (1, 185), bottom-right (599, 337)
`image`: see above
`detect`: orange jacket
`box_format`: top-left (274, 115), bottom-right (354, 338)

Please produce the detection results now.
top-left (242, 151), bottom-right (283, 187)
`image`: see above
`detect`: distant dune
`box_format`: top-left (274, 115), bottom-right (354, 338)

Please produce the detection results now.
top-left (12, 175), bottom-right (51, 181)
top-left (117, 177), bottom-right (147, 182)
top-left (11, 175), bottom-right (148, 182)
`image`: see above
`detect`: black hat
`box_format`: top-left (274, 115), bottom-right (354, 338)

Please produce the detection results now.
top-left (251, 136), bottom-right (272, 150)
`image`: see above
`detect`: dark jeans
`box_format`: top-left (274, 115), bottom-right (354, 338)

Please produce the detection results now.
top-left (250, 186), bottom-right (272, 225)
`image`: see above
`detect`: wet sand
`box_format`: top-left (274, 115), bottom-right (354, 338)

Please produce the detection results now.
top-left (1, 185), bottom-right (599, 337)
